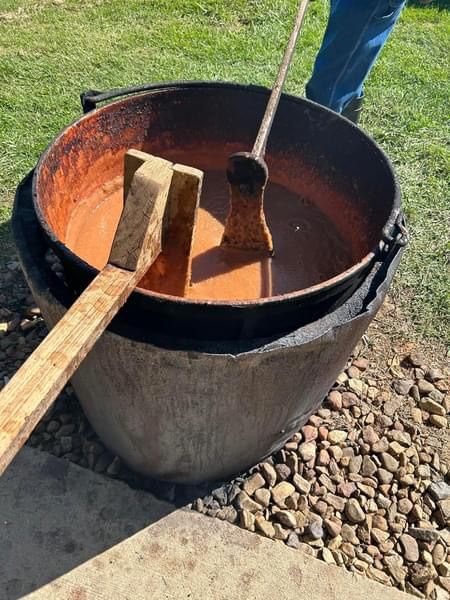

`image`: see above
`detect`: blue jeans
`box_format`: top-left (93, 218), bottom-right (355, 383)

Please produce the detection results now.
top-left (305, 0), bottom-right (406, 113)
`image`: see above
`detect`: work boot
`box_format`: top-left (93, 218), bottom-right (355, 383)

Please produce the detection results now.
top-left (341, 94), bottom-right (364, 125)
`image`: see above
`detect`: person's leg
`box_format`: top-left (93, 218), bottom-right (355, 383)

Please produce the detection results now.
top-left (305, 0), bottom-right (405, 115)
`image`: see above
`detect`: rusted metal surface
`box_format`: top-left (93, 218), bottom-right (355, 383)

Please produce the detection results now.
top-left (32, 81), bottom-right (403, 340)
top-left (14, 173), bottom-right (404, 482)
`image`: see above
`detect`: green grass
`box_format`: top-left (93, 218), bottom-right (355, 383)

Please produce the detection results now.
top-left (0, 0), bottom-right (449, 342)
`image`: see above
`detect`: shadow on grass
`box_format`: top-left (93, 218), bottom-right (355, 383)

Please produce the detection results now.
top-left (0, 217), bottom-right (15, 267)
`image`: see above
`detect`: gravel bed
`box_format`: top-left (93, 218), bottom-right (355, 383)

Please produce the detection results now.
top-left (1, 258), bottom-right (449, 599)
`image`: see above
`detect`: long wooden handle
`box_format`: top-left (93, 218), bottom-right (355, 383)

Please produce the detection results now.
top-left (0, 265), bottom-right (138, 475)
top-left (0, 153), bottom-right (202, 476)
top-left (0, 153), bottom-right (179, 476)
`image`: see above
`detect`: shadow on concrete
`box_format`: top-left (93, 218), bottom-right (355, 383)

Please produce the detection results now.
top-left (0, 447), bottom-right (182, 599)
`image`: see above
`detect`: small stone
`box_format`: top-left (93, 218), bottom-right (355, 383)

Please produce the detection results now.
top-left (302, 424), bottom-right (318, 441)
top-left (336, 372), bottom-right (348, 384)
top-left (372, 438), bottom-right (389, 453)
top-left (106, 456), bottom-right (121, 476)
top-left (326, 494), bottom-right (346, 512)
top-left (46, 420), bottom-right (60, 433)
top-left (438, 577), bottom-right (450, 594)
top-left (271, 482), bottom-right (295, 506)
top-left (408, 527), bottom-right (441, 543)
top-left (341, 523), bottom-right (359, 544)
top-left (94, 452), bottom-right (111, 474)
top-left (389, 441), bottom-right (406, 456)
top-left (329, 445), bottom-right (343, 461)
top-left (55, 424), bottom-right (76, 437)
top-left (362, 426), bottom-right (379, 445)
top-left (345, 498), bottom-right (365, 523)
top-left (236, 491), bottom-right (261, 513)
top-left (254, 488), bottom-right (271, 508)
top-left (361, 455), bottom-right (377, 476)
top-left (243, 473), bottom-right (266, 496)
top-left (349, 455), bottom-right (362, 474)
top-left (298, 441), bottom-right (316, 462)
top-left (428, 481), bottom-right (450, 501)
top-left (341, 542), bottom-right (356, 558)
top-left (438, 563), bottom-right (450, 577)
top-left (328, 430), bottom-right (348, 444)
top-left (285, 493), bottom-right (299, 511)
top-left (371, 528), bottom-right (390, 544)
top-left (426, 368), bottom-right (445, 382)
top-left (293, 473), bottom-right (311, 495)
top-left (324, 518), bottom-right (342, 537)
top-left (418, 379), bottom-right (436, 396)
top-left (384, 397), bottom-right (401, 417)
top-left (342, 391), bottom-right (359, 408)
top-left (308, 521), bottom-right (324, 540)
top-left (394, 379), bottom-right (414, 395)
top-left (275, 463), bottom-right (291, 481)
top-left (328, 390), bottom-right (342, 411)
top-left (376, 468), bottom-right (393, 484)
top-left (407, 352), bottom-right (425, 368)
top-left (317, 449), bottom-right (330, 466)
top-left (348, 378), bottom-right (364, 395)
top-left (321, 547), bottom-right (335, 564)
top-left (353, 357), bottom-right (369, 370)
top-left (260, 462), bottom-right (277, 487)
top-left (399, 533), bottom-right (419, 561)
top-left (437, 498), bottom-right (450, 526)
top-left (240, 509), bottom-right (255, 531)
top-left (367, 565), bottom-right (391, 585)
top-left (411, 408), bottom-right (423, 424)
top-left (433, 544), bottom-right (446, 567)
top-left (276, 510), bottom-right (297, 529)
top-left (318, 473), bottom-right (335, 493)
top-left (372, 515), bottom-right (388, 531)
top-left (430, 414), bottom-right (447, 428)
top-left (398, 498), bottom-right (413, 514)
top-left (59, 436), bottom-right (72, 454)
top-left (384, 555), bottom-right (407, 583)
top-left (416, 463), bottom-right (431, 479)
top-left (420, 398), bottom-right (446, 416)
top-left (255, 516), bottom-right (275, 538)
top-left (286, 532), bottom-right (301, 549)
top-left (429, 389), bottom-right (444, 403)
top-left (380, 453), bottom-right (399, 473)
top-left (410, 563), bottom-right (437, 587)
top-left (337, 481), bottom-right (356, 498)
top-left (270, 523), bottom-right (287, 541)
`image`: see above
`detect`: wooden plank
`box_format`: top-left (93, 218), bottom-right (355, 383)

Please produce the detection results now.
top-left (110, 155), bottom-right (173, 272)
top-left (0, 156), bottom-right (178, 476)
top-left (140, 162), bottom-right (203, 295)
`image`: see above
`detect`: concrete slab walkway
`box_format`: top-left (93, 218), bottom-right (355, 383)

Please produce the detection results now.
top-left (0, 448), bottom-right (412, 599)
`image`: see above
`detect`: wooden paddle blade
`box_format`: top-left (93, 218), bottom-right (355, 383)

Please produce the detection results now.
top-left (221, 153), bottom-right (273, 254)
top-left (139, 162), bottom-right (203, 295)
top-left (109, 154), bottom-right (174, 271)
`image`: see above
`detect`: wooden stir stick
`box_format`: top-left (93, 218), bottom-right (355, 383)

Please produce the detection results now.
top-left (0, 152), bottom-right (203, 476)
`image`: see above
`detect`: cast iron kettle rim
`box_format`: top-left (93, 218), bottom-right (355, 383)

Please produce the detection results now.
top-left (32, 79), bottom-right (403, 310)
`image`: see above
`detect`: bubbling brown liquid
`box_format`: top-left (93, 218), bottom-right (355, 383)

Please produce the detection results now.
top-left (65, 170), bottom-right (353, 301)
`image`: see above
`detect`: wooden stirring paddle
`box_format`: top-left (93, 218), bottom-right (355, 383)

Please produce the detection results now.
top-left (0, 152), bottom-right (202, 476)
top-left (221, 0), bottom-right (309, 254)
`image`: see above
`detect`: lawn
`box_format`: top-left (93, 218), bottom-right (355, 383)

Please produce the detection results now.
top-left (0, 0), bottom-right (449, 343)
